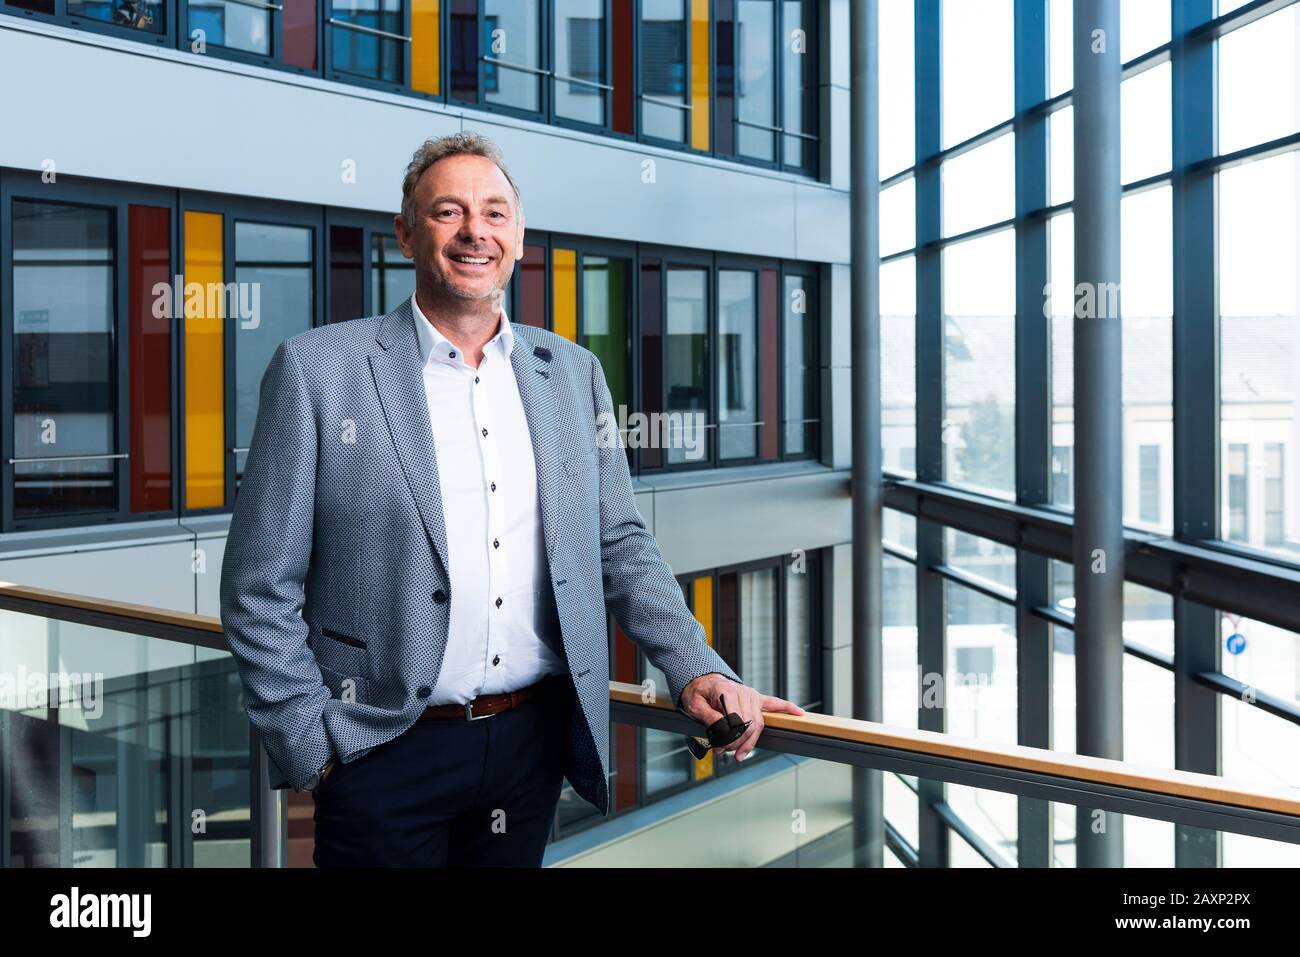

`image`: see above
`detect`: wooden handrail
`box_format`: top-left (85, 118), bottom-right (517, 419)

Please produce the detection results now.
top-left (611, 682), bottom-right (1300, 819)
top-left (0, 580), bottom-right (224, 634)
top-left (0, 578), bottom-right (1294, 821)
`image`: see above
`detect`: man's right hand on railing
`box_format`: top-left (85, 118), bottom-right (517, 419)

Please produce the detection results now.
top-left (679, 673), bottom-right (806, 762)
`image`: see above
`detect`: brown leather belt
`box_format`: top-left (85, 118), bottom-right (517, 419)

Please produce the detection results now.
top-left (418, 673), bottom-right (563, 721)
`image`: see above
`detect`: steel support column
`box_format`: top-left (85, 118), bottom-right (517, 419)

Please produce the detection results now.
top-left (1072, 0), bottom-right (1125, 868)
top-left (1014, 0), bottom-right (1054, 870)
top-left (850, 0), bottom-right (885, 869)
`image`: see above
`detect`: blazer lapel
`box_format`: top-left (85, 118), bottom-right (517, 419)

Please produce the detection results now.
top-left (369, 298), bottom-right (451, 580)
top-left (510, 330), bottom-right (565, 575)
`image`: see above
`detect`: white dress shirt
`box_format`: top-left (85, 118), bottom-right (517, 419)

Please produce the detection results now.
top-left (409, 293), bottom-right (568, 705)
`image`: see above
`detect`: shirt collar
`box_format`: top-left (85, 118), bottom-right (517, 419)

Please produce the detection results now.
top-left (409, 292), bottom-right (515, 368)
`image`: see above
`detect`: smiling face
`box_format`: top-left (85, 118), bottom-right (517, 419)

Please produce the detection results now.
top-left (394, 152), bottom-right (525, 306)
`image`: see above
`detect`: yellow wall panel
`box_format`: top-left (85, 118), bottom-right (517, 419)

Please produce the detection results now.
top-left (690, 0), bottom-right (711, 151)
top-left (184, 211), bottom-right (225, 510)
top-left (552, 247), bottom-right (577, 342)
top-left (695, 746), bottom-right (715, 780)
top-left (693, 574), bottom-right (713, 645)
top-left (412, 0), bottom-right (440, 95)
top-left (691, 574), bottom-right (715, 781)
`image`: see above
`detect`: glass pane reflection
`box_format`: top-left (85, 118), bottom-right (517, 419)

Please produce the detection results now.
top-left (12, 200), bottom-right (118, 520)
top-left (0, 610), bottom-right (250, 867)
top-left (234, 221), bottom-right (313, 486)
top-left (189, 0), bottom-right (271, 56)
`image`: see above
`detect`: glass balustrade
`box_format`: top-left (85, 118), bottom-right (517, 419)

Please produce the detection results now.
top-left (3, 588), bottom-right (1298, 868)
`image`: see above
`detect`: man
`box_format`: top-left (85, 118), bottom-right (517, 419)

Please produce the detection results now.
top-left (219, 131), bottom-right (804, 868)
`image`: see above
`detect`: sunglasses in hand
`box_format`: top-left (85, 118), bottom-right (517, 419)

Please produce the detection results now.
top-left (682, 693), bottom-right (752, 761)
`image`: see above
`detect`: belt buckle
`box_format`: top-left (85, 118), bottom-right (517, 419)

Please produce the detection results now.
top-left (463, 699), bottom-right (493, 721)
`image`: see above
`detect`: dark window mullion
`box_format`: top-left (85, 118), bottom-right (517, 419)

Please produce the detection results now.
top-left (115, 201), bottom-right (131, 519)
top-left (1171, 0), bottom-right (1223, 867)
top-left (1012, 0), bottom-right (1053, 870)
top-left (913, 0), bottom-right (948, 870)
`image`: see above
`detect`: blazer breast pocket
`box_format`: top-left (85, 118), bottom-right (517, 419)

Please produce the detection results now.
top-left (561, 447), bottom-right (598, 482)
top-left (561, 448), bottom-right (601, 521)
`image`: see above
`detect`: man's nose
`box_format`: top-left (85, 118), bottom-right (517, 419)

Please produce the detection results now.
top-left (458, 213), bottom-right (489, 241)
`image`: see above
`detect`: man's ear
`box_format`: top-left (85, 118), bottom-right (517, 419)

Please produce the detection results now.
top-left (394, 213), bottom-right (414, 259)
top-left (515, 215), bottom-right (526, 261)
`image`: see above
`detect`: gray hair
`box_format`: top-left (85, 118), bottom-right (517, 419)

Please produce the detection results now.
top-left (399, 131), bottom-right (523, 229)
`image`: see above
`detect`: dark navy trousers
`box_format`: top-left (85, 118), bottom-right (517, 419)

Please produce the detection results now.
top-left (312, 671), bottom-right (572, 868)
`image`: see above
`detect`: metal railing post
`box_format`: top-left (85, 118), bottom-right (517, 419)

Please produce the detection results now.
top-left (250, 727), bottom-right (287, 868)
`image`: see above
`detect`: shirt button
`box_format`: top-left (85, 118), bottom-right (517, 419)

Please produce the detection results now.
top-left (449, 350), bottom-right (456, 358)
top-left (492, 655), bottom-right (500, 666)
top-left (490, 482), bottom-right (496, 492)
top-left (493, 538), bottom-right (499, 549)
top-left (417, 686), bottom-right (431, 699)
top-left (474, 376), bottom-right (480, 383)
top-left (495, 597), bottom-right (503, 608)
top-left (481, 427), bottom-right (488, 437)
top-left (432, 589), bottom-right (447, 603)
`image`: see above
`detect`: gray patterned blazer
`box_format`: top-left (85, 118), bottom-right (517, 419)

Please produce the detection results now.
top-left (218, 297), bottom-right (743, 815)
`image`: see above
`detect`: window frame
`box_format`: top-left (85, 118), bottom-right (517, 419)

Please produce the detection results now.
top-left (446, 0), bottom-right (550, 123)
top-left (322, 0), bottom-right (411, 94)
top-left (723, 0), bottom-right (780, 170)
top-left (778, 259), bottom-right (819, 462)
top-left (715, 0), bottom-right (820, 175)
top-left (0, 0), bottom-right (829, 177)
top-left (177, 0), bottom-right (322, 75)
top-left (634, 245), bottom-right (819, 475)
top-left (714, 250), bottom-right (779, 467)
top-left (548, 0), bottom-right (629, 137)
top-left (1, 0), bottom-right (176, 50)
top-left (550, 232), bottom-right (636, 447)
top-left (637, 242), bottom-right (714, 473)
top-left (775, 0), bottom-right (819, 175)
top-left (322, 208), bottom-right (402, 324)
top-left (1, 172), bottom-right (180, 532)
top-left (510, 228), bottom-right (553, 331)
top-left (635, 0), bottom-right (708, 155)
top-left (789, 547), bottom-right (823, 710)
top-left (177, 191), bottom-right (323, 515)
top-left (0, 172), bottom-right (826, 528)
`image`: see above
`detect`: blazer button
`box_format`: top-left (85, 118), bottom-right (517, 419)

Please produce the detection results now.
top-left (417, 686), bottom-right (432, 699)
top-left (433, 589), bottom-right (447, 603)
